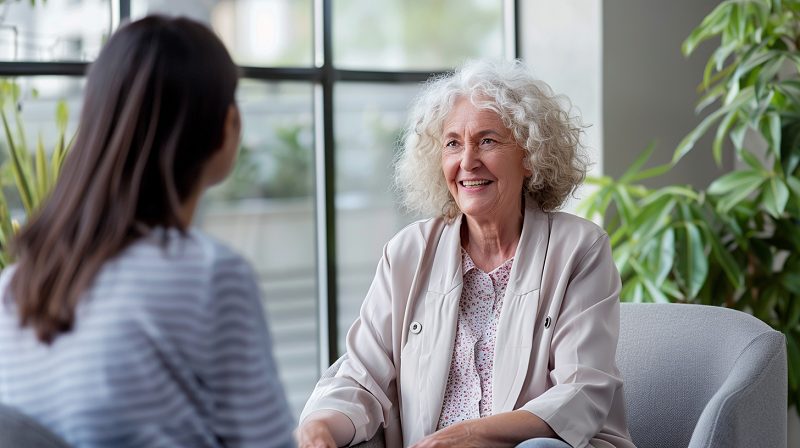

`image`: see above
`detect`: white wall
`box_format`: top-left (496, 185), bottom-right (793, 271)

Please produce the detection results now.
top-left (521, 0), bottom-right (729, 191)
top-left (602, 0), bottom-right (731, 188)
top-left (519, 0), bottom-right (602, 210)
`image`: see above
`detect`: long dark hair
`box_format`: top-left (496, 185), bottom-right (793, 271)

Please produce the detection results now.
top-left (8, 15), bottom-right (239, 343)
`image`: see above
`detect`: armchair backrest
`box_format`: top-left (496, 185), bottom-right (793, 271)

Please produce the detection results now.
top-left (0, 403), bottom-right (71, 448)
top-left (617, 303), bottom-right (787, 448)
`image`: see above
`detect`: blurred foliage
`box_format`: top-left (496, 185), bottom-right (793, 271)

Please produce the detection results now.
top-left (0, 78), bottom-right (72, 268)
top-left (579, 0), bottom-right (800, 413)
top-left (210, 123), bottom-right (313, 201)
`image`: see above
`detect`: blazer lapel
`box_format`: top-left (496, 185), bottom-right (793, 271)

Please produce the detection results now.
top-left (415, 215), bottom-right (464, 437)
top-left (492, 204), bottom-right (551, 413)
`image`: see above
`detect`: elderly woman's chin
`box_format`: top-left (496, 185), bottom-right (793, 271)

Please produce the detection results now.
top-left (449, 183), bottom-right (527, 222)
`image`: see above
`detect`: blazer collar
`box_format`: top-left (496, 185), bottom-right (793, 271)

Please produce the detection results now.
top-left (428, 200), bottom-right (551, 295)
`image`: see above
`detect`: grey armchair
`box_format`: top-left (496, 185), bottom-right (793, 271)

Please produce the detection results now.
top-left (618, 303), bottom-right (786, 448)
top-left (0, 403), bottom-right (71, 448)
top-left (329, 303), bottom-right (787, 447)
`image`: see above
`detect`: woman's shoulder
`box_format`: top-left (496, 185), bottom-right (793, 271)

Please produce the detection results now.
top-left (101, 228), bottom-right (255, 296)
top-left (125, 227), bottom-right (248, 267)
top-left (547, 210), bottom-right (608, 243)
top-left (383, 216), bottom-right (450, 261)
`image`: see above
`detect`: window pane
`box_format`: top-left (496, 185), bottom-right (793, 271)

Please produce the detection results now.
top-left (334, 82), bottom-right (422, 349)
top-left (334, 0), bottom-right (504, 71)
top-left (0, 0), bottom-right (111, 61)
top-left (196, 80), bottom-right (317, 417)
top-left (131, 0), bottom-right (313, 67)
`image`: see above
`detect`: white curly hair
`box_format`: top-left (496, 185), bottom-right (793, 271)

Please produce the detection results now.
top-left (393, 59), bottom-right (588, 219)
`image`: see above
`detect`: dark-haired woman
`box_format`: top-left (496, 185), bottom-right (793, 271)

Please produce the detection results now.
top-left (0, 16), bottom-right (294, 448)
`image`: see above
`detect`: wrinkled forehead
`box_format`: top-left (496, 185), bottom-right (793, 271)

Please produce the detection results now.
top-left (440, 95), bottom-right (508, 135)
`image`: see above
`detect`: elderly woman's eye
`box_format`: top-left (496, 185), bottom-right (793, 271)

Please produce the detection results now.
top-left (444, 140), bottom-right (459, 148)
top-left (481, 138), bottom-right (496, 145)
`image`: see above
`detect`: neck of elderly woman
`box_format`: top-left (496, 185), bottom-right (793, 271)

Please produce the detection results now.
top-left (460, 198), bottom-right (524, 272)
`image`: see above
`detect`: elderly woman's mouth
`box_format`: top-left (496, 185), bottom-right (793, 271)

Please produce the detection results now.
top-left (460, 180), bottom-right (492, 187)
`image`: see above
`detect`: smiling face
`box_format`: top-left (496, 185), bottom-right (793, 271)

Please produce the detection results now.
top-left (441, 97), bottom-right (531, 221)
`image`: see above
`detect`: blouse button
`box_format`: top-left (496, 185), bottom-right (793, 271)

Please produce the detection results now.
top-left (410, 321), bottom-right (422, 334)
top-left (544, 316), bottom-right (552, 329)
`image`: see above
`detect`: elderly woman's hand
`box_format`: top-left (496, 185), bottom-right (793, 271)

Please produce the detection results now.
top-left (410, 410), bottom-right (557, 448)
top-left (295, 419), bottom-right (338, 448)
top-left (296, 410), bottom-right (356, 448)
top-left (409, 419), bottom-right (489, 448)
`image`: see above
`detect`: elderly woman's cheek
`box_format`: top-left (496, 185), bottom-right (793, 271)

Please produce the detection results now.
top-left (441, 153), bottom-right (461, 197)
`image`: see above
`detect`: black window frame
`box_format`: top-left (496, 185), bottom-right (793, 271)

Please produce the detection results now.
top-left (0, 0), bottom-right (520, 371)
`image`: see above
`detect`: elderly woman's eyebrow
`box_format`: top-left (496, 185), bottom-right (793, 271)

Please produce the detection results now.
top-left (442, 128), bottom-right (506, 139)
top-left (474, 129), bottom-right (505, 138)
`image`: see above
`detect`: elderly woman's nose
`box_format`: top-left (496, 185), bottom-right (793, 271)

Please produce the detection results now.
top-left (460, 144), bottom-right (481, 170)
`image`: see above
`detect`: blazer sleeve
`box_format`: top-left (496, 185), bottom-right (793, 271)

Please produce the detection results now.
top-left (520, 234), bottom-right (624, 448)
top-left (300, 244), bottom-right (399, 445)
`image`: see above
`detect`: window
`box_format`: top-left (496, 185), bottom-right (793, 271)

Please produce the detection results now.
top-left (0, 0), bottom-right (517, 417)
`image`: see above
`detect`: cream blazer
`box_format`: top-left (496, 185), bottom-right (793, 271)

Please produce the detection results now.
top-left (301, 203), bottom-right (635, 448)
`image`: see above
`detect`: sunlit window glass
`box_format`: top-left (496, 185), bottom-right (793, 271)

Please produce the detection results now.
top-left (334, 82), bottom-right (423, 348)
top-left (130, 0), bottom-right (313, 67)
top-left (196, 80), bottom-right (317, 416)
top-left (0, 0), bottom-right (111, 61)
top-left (333, 0), bottom-right (504, 71)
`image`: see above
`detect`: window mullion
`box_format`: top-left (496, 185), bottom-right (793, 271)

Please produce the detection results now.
top-left (313, 0), bottom-right (339, 372)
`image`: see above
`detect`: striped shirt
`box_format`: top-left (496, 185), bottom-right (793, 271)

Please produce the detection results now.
top-left (0, 227), bottom-right (295, 448)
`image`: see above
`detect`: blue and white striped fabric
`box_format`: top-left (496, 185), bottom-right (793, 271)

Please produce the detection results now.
top-left (0, 228), bottom-right (295, 448)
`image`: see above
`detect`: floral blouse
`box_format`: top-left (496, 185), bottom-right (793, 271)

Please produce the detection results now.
top-left (436, 249), bottom-right (514, 430)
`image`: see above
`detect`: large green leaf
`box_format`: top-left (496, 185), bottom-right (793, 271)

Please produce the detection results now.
top-left (682, 2), bottom-right (733, 56)
top-left (611, 185), bottom-right (638, 228)
top-left (754, 56), bottom-right (785, 101)
top-left (677, 222), bottom-right (709, 299)
top-left (713, 109), bottom-right (739, 165)
top-left (708, 169), bottom-right (764, 195)
top-left (740, 147), bottom-right (767, 171)
top-left (629, 257), bottom-right (670, 303)
top-left (641, 185), bottom-right (699, 204)
top-left (781, 118), bottom-right (800, 175)
top-left (673, 87), bottom-right (755, 164)
top-left (759, 111), bottom-right (782, 160)
top-left (630, 195), bottom-right (676, 244)
top-left (787, 294), bottom-right (800, 330)
top-left (620, 143), bottom-right (657, 184)
top-left (655, 228), bottom-right (676, 285)
top-left (788, 176), bottom-right (800, 209)
top-left (0, 109), bottom-right (33, 213)
top-left (763, 177), bottom-right (790, 217)
top-left (699, 220), bottom-right (744, 290)
top-left (777, 79), bottom-right (800, 105)
top-left (783, 272), bottom-right (800, 296)
top-left (786, 332), bottom-right (800, 391)
top-left (730, 121), bottom-right (749, 150)
top-left (716, 174), bottom-right (767, 212)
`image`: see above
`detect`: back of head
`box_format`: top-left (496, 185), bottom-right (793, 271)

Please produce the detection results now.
top-left (7, 15), bottom-right (238, 344)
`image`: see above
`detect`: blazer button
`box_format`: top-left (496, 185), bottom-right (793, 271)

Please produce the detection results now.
top-left (544, 316), bottom-right (552, 329)
top-left (410, 321), bottom-right (422, 334)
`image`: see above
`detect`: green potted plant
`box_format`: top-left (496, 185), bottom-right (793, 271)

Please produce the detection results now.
top-left (0, 78), bottom-right (72, 267)
top-left (580, 0), bottom-right (800, 413)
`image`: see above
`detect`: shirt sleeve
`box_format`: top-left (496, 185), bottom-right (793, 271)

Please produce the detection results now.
top-left (204, 255), bottom-right (296, 448)
top-left (520, 234), bottom-right (624, 448)
top-left (300, 244), bottom-right (398, 445)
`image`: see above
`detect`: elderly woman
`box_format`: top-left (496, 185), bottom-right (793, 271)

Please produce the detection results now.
top-left (296, 60), bottom-right (634, 448)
